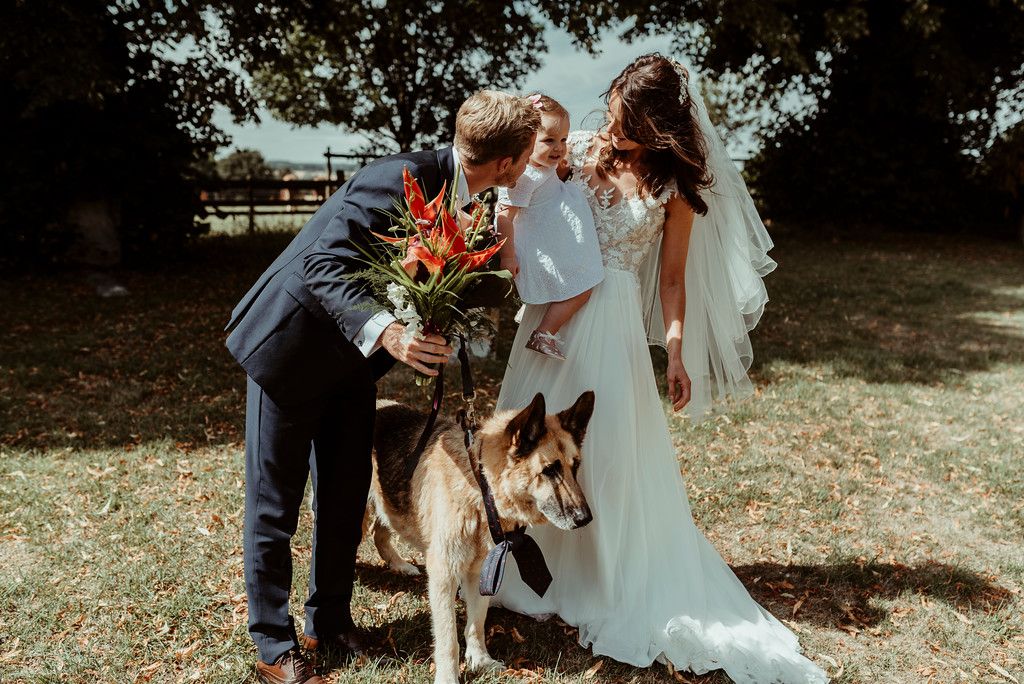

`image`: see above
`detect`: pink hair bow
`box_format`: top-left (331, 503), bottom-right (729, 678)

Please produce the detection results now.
top-left (528, 94), bottom-right (543, 109)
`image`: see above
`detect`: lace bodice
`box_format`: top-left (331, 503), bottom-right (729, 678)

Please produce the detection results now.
top-left (567, 130), bottom-right (676, 273)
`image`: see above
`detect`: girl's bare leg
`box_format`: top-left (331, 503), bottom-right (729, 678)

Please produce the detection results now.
top-left (525, 289), bottom-right (594, 361)
top-left (536, 289), bottom-right (592, 334)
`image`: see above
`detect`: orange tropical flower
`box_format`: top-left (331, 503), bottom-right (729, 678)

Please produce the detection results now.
top-left (400, 236), bottom-right (446, 277)
top-left (422, 181), bottom-right (447, 224)
top-left (434, 208), bottom-right (467, 256)
top-left (357, 166), bottom-right (512, 384)
top-left (370, 230), bottom-right (405, 244)
top-left (457, 239), bottom-right (505, 271)
top-left (402, 167), bottom-right (427, 220)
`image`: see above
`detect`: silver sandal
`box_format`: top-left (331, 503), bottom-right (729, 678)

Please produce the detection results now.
top-left (525, 330), bottom-right (566, 360)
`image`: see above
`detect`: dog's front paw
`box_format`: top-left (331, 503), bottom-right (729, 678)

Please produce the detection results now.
top-left (390, 560), bottom-right (421, 576)
top-left (433, 673), bottom-right (460, 684)
top-left (465, 651), bottom-right (505, 674)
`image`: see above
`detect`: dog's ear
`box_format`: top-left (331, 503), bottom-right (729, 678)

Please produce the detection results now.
top-left (557, 390), bottom-right (595, 447)
top-left (506, 392), bottom-right (547, 456)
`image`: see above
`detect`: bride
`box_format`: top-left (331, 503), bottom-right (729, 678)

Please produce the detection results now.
top-left (492, 54), bottom-right (829, 683)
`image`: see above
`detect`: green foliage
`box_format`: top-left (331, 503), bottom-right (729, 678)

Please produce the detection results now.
top-left (0, 1), bottom-right (256, 269)
top-left (215, 148), bottom-right (275, 180)
top-left (550, 0), bottom-right (1024, 230)
top-left (229, 0), bottom-right (546, 152)
top-left (744, 0), bottom-right (1024, 229)
top-left (975, 122), bottom-right (1024, 228)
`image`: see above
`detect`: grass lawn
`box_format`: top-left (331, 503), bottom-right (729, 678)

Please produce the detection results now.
top-left (1, 225), bottom-right (1022, 683)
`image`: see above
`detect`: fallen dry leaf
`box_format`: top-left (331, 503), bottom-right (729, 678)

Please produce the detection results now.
top-left (386, 591), bottom-right (407, 609)
top-left (991, 662), bottom-right (1019, 683)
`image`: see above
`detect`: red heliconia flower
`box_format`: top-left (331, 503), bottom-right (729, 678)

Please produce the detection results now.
top-left (392, 167), bottom-right (505, 278)
top-left (434, 208), bottom-right (467, 256)
top-left (402, 167), bottom-right (427, 220)
top-left (422, 180), bottom-right (447, 224)
top-left (401, 236), bottom-right (446, 278)
top-left (457, 238), bottom-right (506, 271)
top-left (370, 230), bottom-right (405, 244)
top-left (403, 167), bottom-right (448, 225)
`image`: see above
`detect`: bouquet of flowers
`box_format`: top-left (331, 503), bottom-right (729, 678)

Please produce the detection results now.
top-left (358, 167), bottom-right (510, 382)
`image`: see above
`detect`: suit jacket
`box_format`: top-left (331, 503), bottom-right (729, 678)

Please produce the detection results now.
top-left (225, 148), bottom-right (458, 406)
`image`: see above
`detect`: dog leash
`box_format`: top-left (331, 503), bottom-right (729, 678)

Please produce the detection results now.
top-left (454, 337), bottom-right (552, 599)
top-left (410, 365), bottom-right (445, 465)
top-left (412, 335), bottom-right (552, 598)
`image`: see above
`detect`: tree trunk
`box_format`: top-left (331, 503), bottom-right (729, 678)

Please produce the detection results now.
top-left (67, 196), bottom-right (121, 267)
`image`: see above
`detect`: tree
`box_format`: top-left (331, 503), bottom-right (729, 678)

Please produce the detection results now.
top-left (216, 148), bottom-right (275, 180)
top-left (226, 0), bottom-right (546, 153)
top-left (743, 0), bottom-right (1024, 228)
top-left (546, 0), bottom-right (1024, 230)
top-left (0, 1), bottom-right (256, 268)
top-left (975, 123), bottom-right (1024, 242)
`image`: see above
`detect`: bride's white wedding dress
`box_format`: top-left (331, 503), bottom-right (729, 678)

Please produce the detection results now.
top-left (492, 130), bottom-right (829, 684)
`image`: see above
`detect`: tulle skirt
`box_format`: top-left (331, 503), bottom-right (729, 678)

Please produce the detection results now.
top-left (494, 268), bottom-right (829, 684)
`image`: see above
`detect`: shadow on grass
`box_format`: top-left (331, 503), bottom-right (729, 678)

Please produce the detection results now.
top-left (0, 232), bottom-right (293, 451)
top-left (355, 561), bottom-right (428, 596)
top-left (354, 559), bottom-right (727, 681)
top-left (4, 229), bottom-right (1022, 451)
top-left (351, 556), bottom-right (1008, 682)
top-left (753, 229), bottom-right (1024, 384)
top-left (734, 558), bottom-right (1015, 630)
top-left (327, 608), bottom-right (723, 683)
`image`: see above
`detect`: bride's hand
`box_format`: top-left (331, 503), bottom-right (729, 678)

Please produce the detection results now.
top-left (667, 359), bottom-right (691, 412)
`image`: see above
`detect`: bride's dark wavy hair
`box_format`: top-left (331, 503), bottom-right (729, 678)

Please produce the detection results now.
top-left (598, 53), bottom-right (712, 215)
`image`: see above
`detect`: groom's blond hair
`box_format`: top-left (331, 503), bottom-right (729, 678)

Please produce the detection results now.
top-left (455, 90), bottom-right (540, 166)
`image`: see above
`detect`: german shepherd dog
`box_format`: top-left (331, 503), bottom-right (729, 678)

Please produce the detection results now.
top-left (364, 391), bottom-right (595, 684)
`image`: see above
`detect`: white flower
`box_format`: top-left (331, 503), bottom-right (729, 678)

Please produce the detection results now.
top-left (386, 282), bottom-right (407, 309)
top-left (386, 282), bottom-right (424, 344)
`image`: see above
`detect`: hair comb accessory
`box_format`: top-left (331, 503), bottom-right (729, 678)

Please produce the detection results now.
top-left (670, 60), bottom-right (691, 106)
top-left (527, 93), bottom-right (544, 109)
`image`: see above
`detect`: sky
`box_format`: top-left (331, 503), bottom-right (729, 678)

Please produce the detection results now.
top-left (212, 27), bottom-right (682, 166)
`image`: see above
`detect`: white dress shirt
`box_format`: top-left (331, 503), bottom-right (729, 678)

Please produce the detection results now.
top-left (353, 146), bottom-right (470, 356)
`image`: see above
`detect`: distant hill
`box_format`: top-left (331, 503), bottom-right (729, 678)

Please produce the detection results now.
top-left (267, 158), bottom-right (363, 180)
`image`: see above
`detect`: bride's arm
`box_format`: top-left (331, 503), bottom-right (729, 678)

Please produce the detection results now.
top-left (660, 194), bottom-right (696, 412)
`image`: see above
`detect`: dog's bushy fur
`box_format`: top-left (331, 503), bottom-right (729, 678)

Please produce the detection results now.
top-left (364, 391), bottom-right (595, 684)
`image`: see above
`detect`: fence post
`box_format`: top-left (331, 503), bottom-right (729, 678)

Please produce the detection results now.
top-left (247, 175), bottom-right (255, 234)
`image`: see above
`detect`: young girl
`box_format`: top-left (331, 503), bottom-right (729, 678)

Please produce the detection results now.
top-left (496, 94), bottom-right (604, 360)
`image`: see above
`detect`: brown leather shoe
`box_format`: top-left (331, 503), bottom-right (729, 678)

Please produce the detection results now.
top-left (255, 648), bottom-right (324, 684)
top-left (299, 627), bottom-right (370, 658)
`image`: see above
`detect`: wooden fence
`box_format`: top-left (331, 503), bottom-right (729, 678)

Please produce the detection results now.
top-left (199, 178), bottom-right (342, 232)
top-left (200, 151), bottom-right (378, 232)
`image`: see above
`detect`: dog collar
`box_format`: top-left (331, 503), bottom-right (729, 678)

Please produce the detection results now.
top-left (472, 448), bottom-right (553, 599)
top-left (411, 335), bottom-right (553, 599)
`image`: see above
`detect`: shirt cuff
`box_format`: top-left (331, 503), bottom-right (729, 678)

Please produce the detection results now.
top-left (354, 311), bottom-right (396, 357)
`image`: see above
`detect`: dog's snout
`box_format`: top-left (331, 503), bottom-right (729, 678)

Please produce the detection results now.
top-left (572, 506), bottom-right (593, 529)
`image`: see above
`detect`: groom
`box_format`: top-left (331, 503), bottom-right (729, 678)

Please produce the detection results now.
top-left (225, 91), bottom-right (539, 684)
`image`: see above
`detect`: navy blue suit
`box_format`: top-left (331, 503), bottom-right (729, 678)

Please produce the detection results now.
top-left (225, 148), bottom-right (465, 663)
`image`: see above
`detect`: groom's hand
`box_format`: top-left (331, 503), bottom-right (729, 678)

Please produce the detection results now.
top-left (380, 322), bottom-right (452, 376)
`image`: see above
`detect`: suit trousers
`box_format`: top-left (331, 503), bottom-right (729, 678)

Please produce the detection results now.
top-left (243, 373), bottom-right (376, 664)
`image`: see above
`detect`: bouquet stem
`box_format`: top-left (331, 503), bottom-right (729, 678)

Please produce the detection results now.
top-left (414, 319), bottom-right (443, 387)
